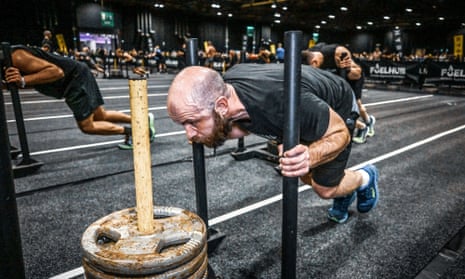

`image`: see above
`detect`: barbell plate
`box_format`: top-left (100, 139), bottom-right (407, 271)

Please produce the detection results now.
top-left (82, 245), bottom-right (208, 278)
top-left (81, 206), bottom-right (207, 275)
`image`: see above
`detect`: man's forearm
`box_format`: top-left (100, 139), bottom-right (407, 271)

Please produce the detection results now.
top-left (346, 62), bottom-right (362, 80)
top-left (307, 109), bottom-right (350, 168)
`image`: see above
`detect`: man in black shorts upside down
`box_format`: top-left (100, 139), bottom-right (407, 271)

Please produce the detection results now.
top-left (2, 45), bottom-right (155, 149)
top-left (166, 64), bottom-right (380, 223)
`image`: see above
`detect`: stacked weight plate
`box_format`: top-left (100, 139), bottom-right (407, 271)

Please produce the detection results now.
top-left (81, 206), bottom-right (208, 278)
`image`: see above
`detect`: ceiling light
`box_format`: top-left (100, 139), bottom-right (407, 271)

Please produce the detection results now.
top-left (211, 3), bottom-right (220, 9)
top-left (438, 17), bottom-right (445, 21)
top-left (282, 6), bottom-right (288, 10)
top-left (340, 6), bottom-right (348, 12)
top-left (356, 25), bottom-right (362, 30)
top-left (271, 3), bottom-right (277, 8)
top-left (315, 25), bottom-right (321, 29)
top-left (321, 20), bottom-right (327, 24)
top-left (228, 13), bottom-right (233, 17)
top-left (216, 11), bottom-right (222, 16)
top-left (328, 15), bottom-right (335, 19)
top-left (416, 22), bottom-right (422, 26)
top-left (274, 12), bottom-right (281, 17)
top-left (405, 8), bottom-right (413, 12)
top-left (274, 19), bottom-right (281, 23)
top-left (383, 16), bottom-right (390, 20)
top-left (154, 3), bottom-right (164, 8)
top-left (367, 21), bottom-right (373, 25)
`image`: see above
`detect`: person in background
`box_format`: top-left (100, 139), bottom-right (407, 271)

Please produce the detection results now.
top-left (76, 45), bottom-right (105, 75)
top-left (2, 45), bottom-right (155, 150)
top-left (41, 30), bottom-right (55, 52)
top-left (303, 43), bottom-right (376, 144)
top-left (276, 42), bottom-right (285, 63)
top-left (177, 42), bottom-right (187, 70)
top-left (204, 41), bottom-right (216, 68)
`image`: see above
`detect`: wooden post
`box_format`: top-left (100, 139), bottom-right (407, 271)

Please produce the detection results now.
top-left (129, 78), bottom-right (154, 234)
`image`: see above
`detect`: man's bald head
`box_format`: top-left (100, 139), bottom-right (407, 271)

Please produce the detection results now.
top-left (167, 66), bottom-right (227, 123)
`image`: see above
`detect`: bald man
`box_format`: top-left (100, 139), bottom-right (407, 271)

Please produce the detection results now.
top-left (167, 64), bottom-right (379, 223)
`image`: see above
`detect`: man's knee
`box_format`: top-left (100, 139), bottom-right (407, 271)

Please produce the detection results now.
top-left (77, 118), bottom-right (95, 135)
top-left (312, 183), bottom-right (338, 199)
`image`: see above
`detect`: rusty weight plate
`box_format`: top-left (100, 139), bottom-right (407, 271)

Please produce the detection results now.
top-left (81, 206), bottom-right (207, 275)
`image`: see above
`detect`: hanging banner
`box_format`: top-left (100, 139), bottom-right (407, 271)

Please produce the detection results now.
top-left (55, 34), bottom-right (68, 55)
top-left (393, 29), bottom-right (402, 57)
top-left (356, 59), bottom-right (465, 85)
top-left (424, 61), bottom-right (465, 83)
top-left (358, 60), bottom-right (415, 80)
top-left (454, 35), bottom-right (463, 59)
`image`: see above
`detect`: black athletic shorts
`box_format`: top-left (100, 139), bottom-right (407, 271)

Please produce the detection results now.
top-left (349, 74), bottom-right (364, 100)
top-left (311, 142), bottom-right (352, 187)
top-left (64, 64), bottom-right (104, 121)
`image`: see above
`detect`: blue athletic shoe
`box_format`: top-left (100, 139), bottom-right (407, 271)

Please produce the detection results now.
top-left (148, 112), bottom-right (156, 143)
top-left (357, 164), bottom-right (379, 213)
top-left (327, 192), bottom-right (356, 224)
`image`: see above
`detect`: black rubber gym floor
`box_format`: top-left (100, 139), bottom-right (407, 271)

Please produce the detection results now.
top-left (4, 72), bottom-right (465, 279)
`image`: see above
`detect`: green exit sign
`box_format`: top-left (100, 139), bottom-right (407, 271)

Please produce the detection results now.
top-left (247, 26), bottom-right (255, 37)
top-left (101, 11), bottom-right (114, 27)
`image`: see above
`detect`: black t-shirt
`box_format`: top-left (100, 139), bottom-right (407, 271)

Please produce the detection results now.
top-left (223, 63), bottom-right (355, 144)
top-left (11, 45), bottom-right (83, 99)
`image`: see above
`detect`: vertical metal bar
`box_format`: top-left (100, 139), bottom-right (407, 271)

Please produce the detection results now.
top-left (0, 50), bottom-right (26, 279)
top-left (1, 42), bottom-right (32, 162)
top-left (186, 38), bottom-right (209, 226)
top-left (237, 137), bottom-right (245, 152)
top-left (281, 30), bottom-right (302, 279)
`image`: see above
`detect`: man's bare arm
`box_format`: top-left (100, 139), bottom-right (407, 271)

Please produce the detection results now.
top-left (279, 108), bottom-right (351, 178)
top-left (5, 49), bottom-right (64, 87)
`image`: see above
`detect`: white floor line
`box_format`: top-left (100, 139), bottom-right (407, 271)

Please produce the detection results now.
top-left (6, 95), bottom-right (433, 123)
top-left (49, 267), bottom-right (84, 279)
top-left (7, 106), bottom-right (167, 123)
top-left (30, 131), bottom-right (185, 156)
top-left (8, 85), bottom-right (169, 96)
top-left (49, 123), bottom-right (465, 279)
top-left (365, 94), bottom-right (433, 107)
top-left (4, 93), bottom-right (167, 106)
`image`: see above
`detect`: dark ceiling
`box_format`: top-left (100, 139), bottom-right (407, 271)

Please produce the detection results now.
top-left (108, 0), bottom-right (465, 32)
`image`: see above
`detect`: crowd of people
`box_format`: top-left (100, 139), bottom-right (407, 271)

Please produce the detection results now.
top-left (37, 31), bottom-right (292, 78)
top-left (353, 46), bottom-right (463, 63)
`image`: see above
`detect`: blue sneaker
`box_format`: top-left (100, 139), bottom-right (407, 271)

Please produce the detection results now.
top-left (327, 192), bottom-right (356, 224)
top-left (148, 112), bottom-right (156, 143)
top-left (357, 164), bottom-right (379, 213)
